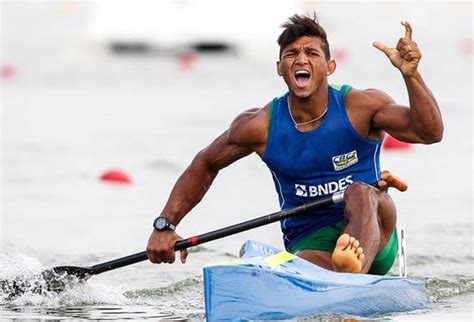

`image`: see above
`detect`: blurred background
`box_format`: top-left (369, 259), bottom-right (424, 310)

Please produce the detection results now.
top-left (1, 0), bottom-right (472, 320)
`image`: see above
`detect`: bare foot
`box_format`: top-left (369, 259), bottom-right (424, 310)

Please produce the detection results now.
top-left (332, 233), bottom-right (365, 273)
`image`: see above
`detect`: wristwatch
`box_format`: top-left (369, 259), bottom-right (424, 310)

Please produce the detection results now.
top-left (153, 216), bottom-right (176, 232)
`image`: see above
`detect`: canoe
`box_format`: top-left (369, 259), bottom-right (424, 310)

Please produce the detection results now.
top-left (203, 240), bottom-right (430, 320)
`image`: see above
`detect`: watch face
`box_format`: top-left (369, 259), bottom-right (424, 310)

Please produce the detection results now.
top-left (155, 217), bottom-right (167, 230)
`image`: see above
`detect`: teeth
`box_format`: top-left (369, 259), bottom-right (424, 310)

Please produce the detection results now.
top-left (295, 70), bottom-right (310, 76)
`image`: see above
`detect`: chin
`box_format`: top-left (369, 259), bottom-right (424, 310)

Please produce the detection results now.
top-left (291, 88), bottom-right (312, 99)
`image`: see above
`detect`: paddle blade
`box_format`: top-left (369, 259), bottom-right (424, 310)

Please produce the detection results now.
top-left (49, 266), bottom-right (93, 280)
top-left (43, 266), bottom-right (93, 292)
top-left (0, 266), bottom-right (92, 299)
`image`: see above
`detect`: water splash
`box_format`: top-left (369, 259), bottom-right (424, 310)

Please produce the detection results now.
top-left (0, 252), bottom-right (130, 306)
top-left (1, 252), bottom-right (204, 318)
top-left (0, 253), bottom-right (44, 280)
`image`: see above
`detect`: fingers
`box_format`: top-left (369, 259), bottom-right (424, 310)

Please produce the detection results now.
top-left (164, 250), bottom-right (177, 264)
top-left (146, 230), bottom-right (187, 264)
top-left (403, 51), bottom-right (421, 62)
top-left (398, 44), bottom-right (412, 57)
top-left (396, 39), bottom-right (418, 52)
top-left (401, 21), bottom-right (413, 40)
top-left (147, 245), bottom-right (175, 264)
top-left (375, 21), bottom-right (414, 53)
top-left (146, 246), bottom-right (161, 264)
top-left (372, 41), bottom-right (391, 55)
top-left (147, 246), bottom-right (176, 264)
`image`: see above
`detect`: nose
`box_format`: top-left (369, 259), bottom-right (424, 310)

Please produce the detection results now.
top-left (295, 51), bottom-right (309, 65)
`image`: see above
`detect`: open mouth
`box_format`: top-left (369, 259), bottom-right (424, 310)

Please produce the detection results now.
top-left (295, 70), bottom-right (311, 87)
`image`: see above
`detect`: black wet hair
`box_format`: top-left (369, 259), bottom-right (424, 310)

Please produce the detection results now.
top-left (277, 13), bottom-right (331, 60)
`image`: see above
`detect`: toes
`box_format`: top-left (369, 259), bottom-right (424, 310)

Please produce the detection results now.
top-left (336, 233), bottom-right (351, 248)
top-left (358, 253), bottom-right (365, 262)
top-left (356, 247), bottom-right (363, 255)
top-left (352, 239), bottom-right (360, 250)
top-left (345, 236), bottom-right (355, 251)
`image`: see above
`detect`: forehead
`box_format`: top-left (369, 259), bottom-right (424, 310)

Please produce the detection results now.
top-left (283, 36), bottom-right (324, 51)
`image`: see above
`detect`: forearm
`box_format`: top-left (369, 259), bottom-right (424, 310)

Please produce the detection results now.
top-left (403, 71), bottom-right (443, 143)
top-left (160, 155), bottom-right (218, 226)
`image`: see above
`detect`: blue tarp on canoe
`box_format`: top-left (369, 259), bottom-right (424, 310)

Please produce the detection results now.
top-left (204, 240), bottom-right (429, 320)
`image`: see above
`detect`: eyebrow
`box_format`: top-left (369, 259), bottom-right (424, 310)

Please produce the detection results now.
top-left (283, 46), bottom-right (321, 54)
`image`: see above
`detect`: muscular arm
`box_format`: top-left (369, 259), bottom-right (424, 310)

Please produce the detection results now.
top-left (369, 72), bottom-right (443, 144)
top-left (147, 106), bottom-right (268, 264)
top-left (162, 106), bottom-right (268, 225)
top-left (365, 21), bottom-right (443, 144)
top-left (161, 132), bottom-right (253, 226)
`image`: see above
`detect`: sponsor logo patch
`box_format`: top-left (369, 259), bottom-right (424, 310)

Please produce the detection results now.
top-left (295, 184), bottom-right (308, 197)
top-left (332, 150), bottom-right (358, 171)
top-left (294, 175), bottom-right (353, 198)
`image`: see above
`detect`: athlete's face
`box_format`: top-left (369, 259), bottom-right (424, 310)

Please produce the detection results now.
top-left (277, 36), bottom-right (336, 98)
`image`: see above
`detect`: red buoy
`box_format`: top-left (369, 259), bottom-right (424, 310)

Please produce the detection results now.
top-left (1, 65), bottom-right (17, 79)
top-left (461, 38), bottom-right (473, 55)
top-left (100, 169), bottom-right (132, 184)
top-left (383, 135), bottom-right (411, 150)
top-left (177, 53), bottom-right (196, 70)
top-left (332, 48), bottom-right (349, 64)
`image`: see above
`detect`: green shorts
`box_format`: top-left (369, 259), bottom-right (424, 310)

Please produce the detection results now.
top-left (290, 221), bottom-right (398, 275)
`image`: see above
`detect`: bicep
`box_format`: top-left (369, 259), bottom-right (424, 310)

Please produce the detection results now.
top-left (195, 106), bottom-right (266, 172)
top-left (360, 89), bottom-right (419, 143)
top-left (196, 131), bottom-right (253, 173)
top-left (373, 104), bottom-right (425, 143)
top-left (373, 103), bottom-right (411, 132)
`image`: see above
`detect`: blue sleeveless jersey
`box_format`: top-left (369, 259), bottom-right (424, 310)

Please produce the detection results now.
top-left (262, 84), bottom-right (382, 251)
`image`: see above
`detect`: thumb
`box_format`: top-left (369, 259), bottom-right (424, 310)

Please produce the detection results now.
top-left (373, 41), bottom-right (390, 54)
top-left (180, 249), bottom-right (188, 264)
top-left (377, 179), bottom-right (388, 191)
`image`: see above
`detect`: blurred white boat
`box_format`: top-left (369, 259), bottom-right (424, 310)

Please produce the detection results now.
top-left (84, 0), bottom-right (307, 56)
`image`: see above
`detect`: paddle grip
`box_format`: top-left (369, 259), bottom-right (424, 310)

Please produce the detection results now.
top-left (381, 170), bottom-right (408, 192)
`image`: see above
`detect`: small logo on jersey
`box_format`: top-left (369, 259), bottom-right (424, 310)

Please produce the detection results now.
top-left (295, 184), bottom-right (308, 197)
top-left (332, 150), bottom-right (358, 171)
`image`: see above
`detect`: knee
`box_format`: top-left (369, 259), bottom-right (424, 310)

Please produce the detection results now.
top-left (344, 182), bottom-right (387, 216)
top-left (344, 182), bottom-right (377, 204)
top-left (344, 182), bottom-right (396, 226)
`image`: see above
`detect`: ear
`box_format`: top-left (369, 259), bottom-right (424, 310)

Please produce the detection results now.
top-left (276, 61), bottom-right (283, 76)
top-left (326, 59), bottom-right (336, 76)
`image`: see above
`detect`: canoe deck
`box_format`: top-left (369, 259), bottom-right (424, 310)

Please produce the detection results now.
top-left (204, 240), bottom-right (429, 320)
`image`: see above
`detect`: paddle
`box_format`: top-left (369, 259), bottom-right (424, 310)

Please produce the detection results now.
top-left (1, 170), bottom-right (407, 297)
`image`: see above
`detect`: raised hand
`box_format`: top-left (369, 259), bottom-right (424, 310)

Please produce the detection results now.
top-left (373, 21), bottom-right (422, 77)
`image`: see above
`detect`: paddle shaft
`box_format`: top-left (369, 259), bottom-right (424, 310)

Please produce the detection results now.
top-left (90, 191), bottom-right (345, 275)
top-left (89, 171), bottom-right (411, 276)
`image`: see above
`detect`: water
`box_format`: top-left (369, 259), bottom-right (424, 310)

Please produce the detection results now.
top-left (1, 1), bottom-right (473, 321)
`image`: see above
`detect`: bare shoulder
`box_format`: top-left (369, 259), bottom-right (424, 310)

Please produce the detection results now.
top-left (345, 87), bottom-right (397, 113)
top-left (344, 87), bottom-right (403, 140)
top-left (227, 104), bottom-right (270, 151)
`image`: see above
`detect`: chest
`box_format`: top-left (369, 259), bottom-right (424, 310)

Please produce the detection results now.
top-left (267, 121), bottom-right (364, 176)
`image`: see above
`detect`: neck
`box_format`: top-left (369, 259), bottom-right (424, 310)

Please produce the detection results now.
top-left (288, 84), bottom-right (328, 121)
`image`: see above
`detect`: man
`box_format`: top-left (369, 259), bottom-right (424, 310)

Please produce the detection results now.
top-left (147, 14), bottom-right (443, 274)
